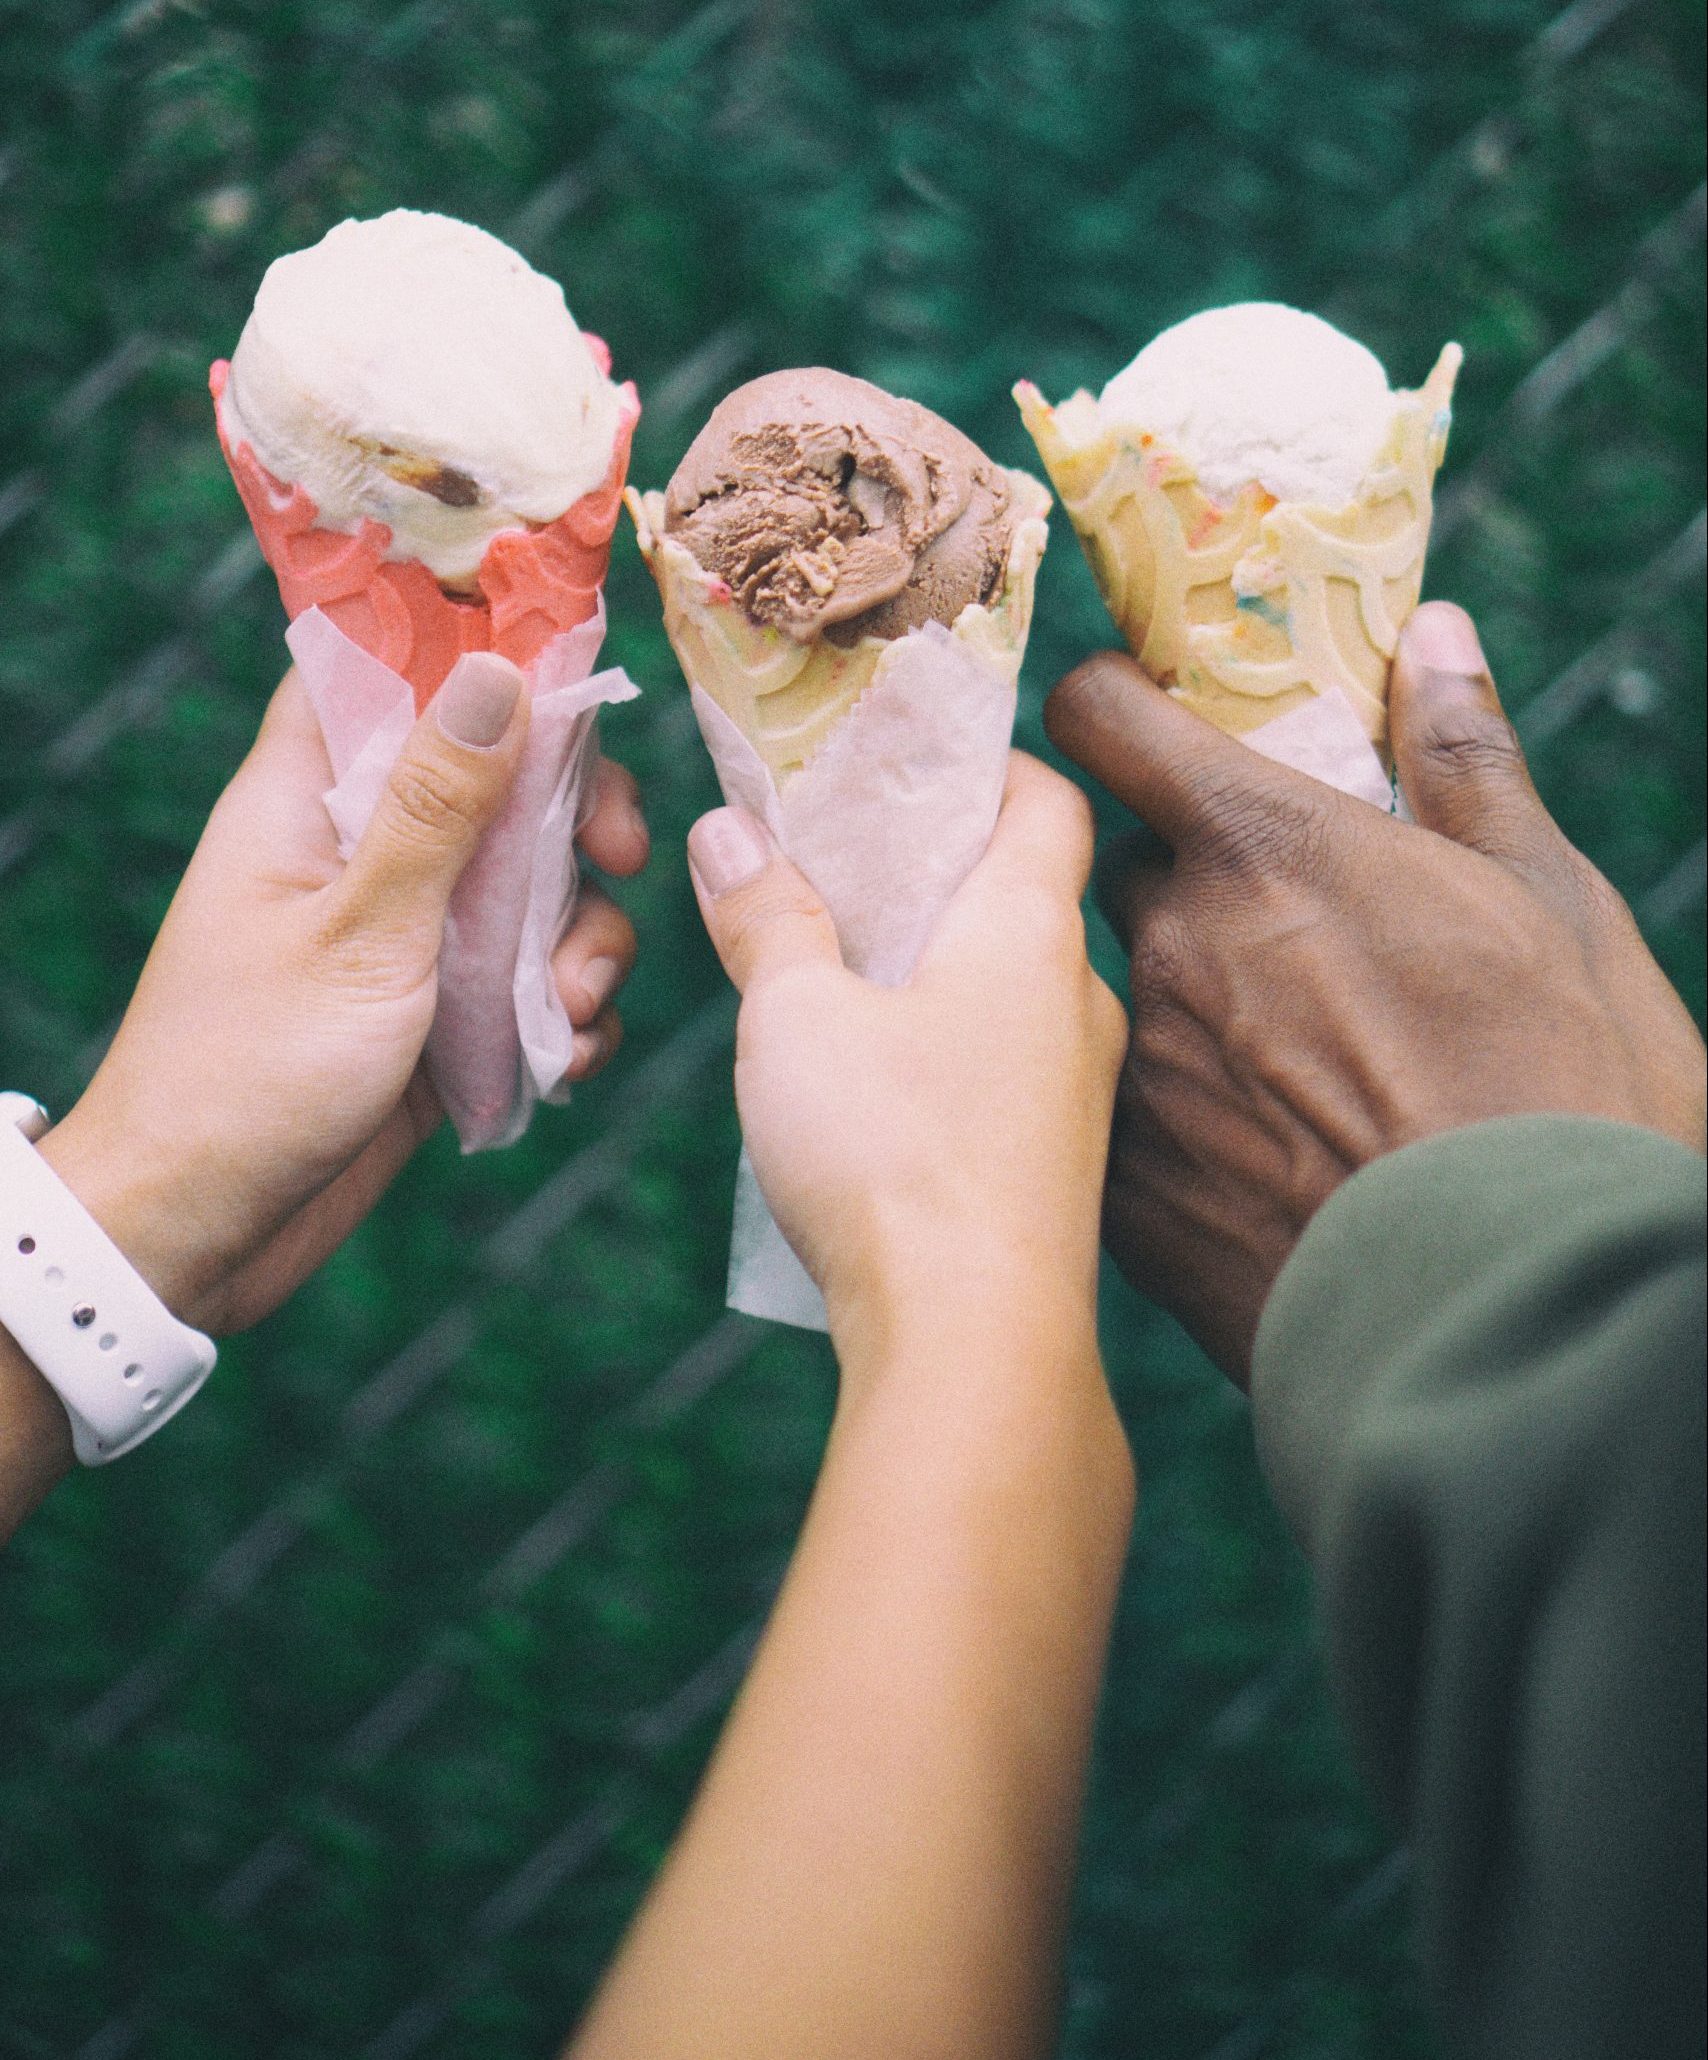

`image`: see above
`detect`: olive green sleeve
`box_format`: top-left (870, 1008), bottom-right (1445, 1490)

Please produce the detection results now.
top-left (1252, 1116), bottom-right (1706, 2060)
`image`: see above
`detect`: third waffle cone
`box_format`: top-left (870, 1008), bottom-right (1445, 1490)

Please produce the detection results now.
top-left (1016, 344), bottom-right (1460, 761)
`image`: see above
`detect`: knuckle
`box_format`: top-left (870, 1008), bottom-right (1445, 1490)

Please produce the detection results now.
top-left (385, 756), bottom-right (482, 846)
top-left (305, 888), bottom-right (378, 970)
top-left (1187, 771), bottom-right (1332, 885)
top-left (1128, 907), bottom-right (1193, 1003)
top-left (723, 870), bottom-right (826, 941)
top-left (1565, 849), bottom-right (1637, 936)
top-left (1178, 764), bottom-right (1261, 849)
top-left (1111, 1057), bottom-right (1157, 1134)
top-left (1465, 890), bottom-right (1556, 985)
top-left (305, 894), bottom-right (357, 962)
top-left (1232, 802), bottom-right (1314, 879)
top-left (606, 920), bottom-right (640, 976)
top-left (574, 886), bottom-right (637, 960)
top-left (1283, 804), bottom-right (1346, 891)
top-left (1418, 703), bottom-right (1528, 784)
top-left (1131, 1005), bottom-right (1185, 1079)
top-left (304, 896), bottom-right (426, 1002)
top-left (1109, 1057), bottom-right (1177, 1168)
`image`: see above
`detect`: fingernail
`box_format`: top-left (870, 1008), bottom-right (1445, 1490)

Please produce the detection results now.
top-left (687, 808), bottom-right (770, 897)
top-left (437, 654), bottom-right (522, 748)
top-left (1404, 604), bottom-right (1486, 678)
top-left (579, 955), bottom-right (620, 1014)
top-left (568, 1028), bottom-right (603, 1078)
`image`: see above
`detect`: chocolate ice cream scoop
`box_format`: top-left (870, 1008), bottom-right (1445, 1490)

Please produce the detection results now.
top-left (663, 368), bottom-right (1016, 644)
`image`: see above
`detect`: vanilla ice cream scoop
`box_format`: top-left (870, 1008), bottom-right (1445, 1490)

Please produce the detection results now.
top-left (1016, 304), bottom-right (1460, 762)
top-left (1099, 302), bottom-right (1397, 509)
top-left (219, 209), bottom-right (624, 588)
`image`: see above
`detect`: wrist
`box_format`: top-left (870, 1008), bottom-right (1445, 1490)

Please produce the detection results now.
top-left (828, 1272), bottom-right (1135, 1556)
top-left (826, 1220), bottom-right (1101, 1379)
top-left (36, 1101), bottom-right (223, 1330)
top-left (820, 1227), bottom-right (1129, 1491)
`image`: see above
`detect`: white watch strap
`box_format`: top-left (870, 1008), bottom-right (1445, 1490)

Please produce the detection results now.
top-left (0, 1095), bottom-right (216, 1464)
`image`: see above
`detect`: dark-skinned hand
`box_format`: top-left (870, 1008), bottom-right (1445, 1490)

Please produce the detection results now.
top-left (1045, 600), bottom-right (1706, 1387)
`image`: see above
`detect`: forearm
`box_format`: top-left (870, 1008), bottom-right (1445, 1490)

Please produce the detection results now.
top-left (571, 1298), bottom-right (1135, 2060)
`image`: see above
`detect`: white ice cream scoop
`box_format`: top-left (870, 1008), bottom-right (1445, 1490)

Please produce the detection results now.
top-left (219, 209), bottom-right (623, 589)
top-left (1099, 302), bottom-right (1397, 510)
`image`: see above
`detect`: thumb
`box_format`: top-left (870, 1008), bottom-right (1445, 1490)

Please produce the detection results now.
top-left (686, 807), bottom-right (843, 993)
top-left (334, 652), bottom-right (528, 945)
top-left (1390, 603), bottom-right (1561, 876)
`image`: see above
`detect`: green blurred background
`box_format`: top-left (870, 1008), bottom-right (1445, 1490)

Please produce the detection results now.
top-left (0, 2), bottom-right (1702, 2055)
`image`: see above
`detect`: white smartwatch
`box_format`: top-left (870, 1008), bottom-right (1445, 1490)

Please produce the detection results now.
top-left (0, 1093), bottom-right (216, 1464)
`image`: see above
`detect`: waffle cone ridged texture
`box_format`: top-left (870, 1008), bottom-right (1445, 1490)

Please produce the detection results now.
top-left (1016, 344), bottom-right (1460, 758)
top-left (627, 471), bottom-right (1051, 784)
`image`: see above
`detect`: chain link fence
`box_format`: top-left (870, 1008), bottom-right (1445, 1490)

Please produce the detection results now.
top-left (1, 2), bottom-right (1701, 2055)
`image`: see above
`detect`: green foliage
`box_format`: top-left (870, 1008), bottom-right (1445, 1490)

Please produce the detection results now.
top-left (0, 2), bottom-right (1701, 2054)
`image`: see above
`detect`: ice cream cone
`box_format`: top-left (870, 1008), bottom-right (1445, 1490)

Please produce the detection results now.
top-left (1016, 344), bottom-right (1459, 760)
top-left (626, 470), bottom-right (1051, 785)
top-left (213, 349), bottom-right (639, 710)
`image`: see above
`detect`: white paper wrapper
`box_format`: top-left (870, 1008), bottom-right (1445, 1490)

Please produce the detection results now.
top-left (692, 623), bottom-right (1020, 1330)
top-left (1240, 681), bottom-right (1398, 812)
top-left (285, 604), bottom-right (638, 1151)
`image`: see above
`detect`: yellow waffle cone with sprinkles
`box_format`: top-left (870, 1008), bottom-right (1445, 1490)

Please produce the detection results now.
top-left (1017, 304), bottom-right (1460, 764)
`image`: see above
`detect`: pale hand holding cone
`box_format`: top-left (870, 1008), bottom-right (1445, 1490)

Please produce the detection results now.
top-left (628, 468), bottom-right (1050, 1328)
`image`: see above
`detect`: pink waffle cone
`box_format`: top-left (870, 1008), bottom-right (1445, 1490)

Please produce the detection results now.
top-left (210, 339), bottom-right (639, 708)
top-left (211, 342), bottom-right (643, 1150)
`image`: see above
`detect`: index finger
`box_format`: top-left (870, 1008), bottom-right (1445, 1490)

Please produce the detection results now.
top-left (577, 753), bottom-right (650, 878)
top-left (1044, 650), bottom-right (1290, 848)
top-left (203, 669), bottom-right (342, 882)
